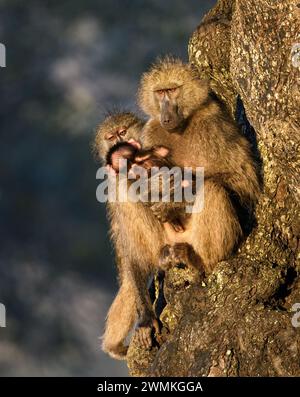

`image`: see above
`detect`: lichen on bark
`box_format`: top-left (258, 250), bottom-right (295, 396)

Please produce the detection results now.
top-left (127, 0), bottom-right (300, 376)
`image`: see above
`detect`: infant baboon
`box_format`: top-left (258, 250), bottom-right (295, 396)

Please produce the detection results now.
top-left (105, 139), bottom-right (190, 232)
top-left (138, 56), bottom-right (260, 272)
top-left (105, 140), bottom-right (169, 174)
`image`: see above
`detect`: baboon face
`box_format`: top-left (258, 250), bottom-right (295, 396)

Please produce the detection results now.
top-left (154, 86), bottom-right (184, 131)
top-left (104, 125), bottom-right (128, 146)
top-left (138, 57), bottom-right (209, 130)
top-left (94, 112), bottom-right (144, 161)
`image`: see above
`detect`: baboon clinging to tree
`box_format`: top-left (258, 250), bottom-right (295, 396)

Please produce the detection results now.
top-left (138, 57), bottom-right (260, 272)
top-left (94, 112), bottom-right (178, 359)
top-left (95, 57), bottom-right (260, 360)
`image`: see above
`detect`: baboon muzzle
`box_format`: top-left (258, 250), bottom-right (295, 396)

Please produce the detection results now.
top-left (160, 99), bottom-right (182, 131)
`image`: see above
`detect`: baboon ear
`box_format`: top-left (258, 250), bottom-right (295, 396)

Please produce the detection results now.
top-left (153, 145), bottom-right (169, 158)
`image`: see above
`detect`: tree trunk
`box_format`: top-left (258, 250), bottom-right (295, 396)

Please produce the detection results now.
top-left (127, 0), bottom-right (300, 376)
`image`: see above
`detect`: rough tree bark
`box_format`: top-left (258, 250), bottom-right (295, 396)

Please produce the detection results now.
top-left (127, 0), bottom-right (300, 376)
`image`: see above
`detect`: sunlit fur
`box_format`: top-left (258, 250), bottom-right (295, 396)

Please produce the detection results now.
top-left (138, 56), bottom-right (209, 120)
top-left (94, 112), bottom-right (165, 360)
top-left (94, 112), bottom-right (144, 161)
top-left (139, 57), bottom-right (260, 271)
top-left (97, 55), bottom-right (261, 360)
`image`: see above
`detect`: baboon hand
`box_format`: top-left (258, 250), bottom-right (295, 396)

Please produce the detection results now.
top-left (148, 202), bottom-right (172, 222)
top-left (147, 201), bottom-right (186, 230)
top-left (134, 317), bottom-right (160, 350)
top-left (159, 243), bottom-right (205, 276)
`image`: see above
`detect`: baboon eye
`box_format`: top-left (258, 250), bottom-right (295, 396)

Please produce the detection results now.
top-left (119, 128), bottom-right (127, 136)
top-left (169, 87), bottom-right (177, 93)
top-left (107, 135), bottom-right (114, 141)
top-left (156, 90), bottom-right (164, 95)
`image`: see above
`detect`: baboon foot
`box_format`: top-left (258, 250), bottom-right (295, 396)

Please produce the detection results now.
top-left (159, 243), bottom-right (205, 276)
top-left (134, 318), bottom-right (160, 350)
top-left (134, 325), bottom-right (152, 349)
top-left (159, 244), bottom-right (173, 271)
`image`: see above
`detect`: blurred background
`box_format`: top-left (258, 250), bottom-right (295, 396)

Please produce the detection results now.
top-left (0, 0), bottom-right (215, 376)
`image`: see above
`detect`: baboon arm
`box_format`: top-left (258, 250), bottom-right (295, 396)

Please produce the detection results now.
top-left (191, 180), bottom-right (243, 272)
top-left (203, 120), bottom-right (260, 205)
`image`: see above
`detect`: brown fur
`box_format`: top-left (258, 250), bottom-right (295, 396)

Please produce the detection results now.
top-left (94, 112), bottom-right (166, 359)
top-left (94, 112), bottom-right (144, 161)
top-left (138, 56), bottom-right (209, 119)
top-left (97, 56), bottom-right (260, 360)
top-left (139, 57), bottom-right (260, 272)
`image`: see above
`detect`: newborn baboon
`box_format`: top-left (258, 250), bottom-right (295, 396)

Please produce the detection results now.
top-left (105, 140), bottom-right (169, 174)
top-left (104, 135), bottom-right (189, 232)
top-left (138, 56), bottom-right (260, 272)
